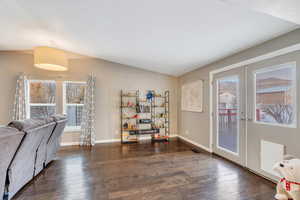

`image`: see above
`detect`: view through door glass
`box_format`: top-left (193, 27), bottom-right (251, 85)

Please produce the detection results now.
top-left (217, 76), bottom-right (239, 154)
top-left (254, 64), bottom-right (296, 127)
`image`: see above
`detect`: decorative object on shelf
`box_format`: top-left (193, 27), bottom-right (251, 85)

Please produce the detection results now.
top-left (120, 90), bottom-right (170, 143)
top-left (139, 119), bottom-right (152, 124)
top-left (123, 122), bottom-right (129, 129)
top-left (146, 91), bottom-right (153, 100)
top-left (34, 46), bottom-right (68, 71)
top-left (156, 113), bottom-right (166, 118)
top-left (123, 101), bottom-right (135, 107)
top-left (122, 92), bottom-right (137, 97)
top-left (132, 114), bottom-right (138, 119)
top-left (136, 104), bottom-right (151, 113)
top-left (12, 73), bottom-right (28, 121)
top-left (181, 79), bottom-right (203, 112)
top-left (152, 134), bottom-right (169, 142)
top-left (80, 73), bottom-right (96, 146)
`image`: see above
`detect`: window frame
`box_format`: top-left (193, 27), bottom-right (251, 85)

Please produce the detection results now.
top-left (26, 79), bottom-right (57, 119)
top-left (63, 81), bottom-right (86, 132)
top-left (253, 62), bottom-right (297, 128)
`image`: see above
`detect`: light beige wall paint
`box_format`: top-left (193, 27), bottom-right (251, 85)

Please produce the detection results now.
top-left (178, 28), bottom-right (300, 149)
top-left (0, 53), bottom-right (178, 143)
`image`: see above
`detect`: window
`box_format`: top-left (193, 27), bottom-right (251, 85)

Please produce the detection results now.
top-left (27, 80), bottom-right (56, 119)
top-left (217, 76), bottom-right (239, 154)
top-left (254, 63), bottom-right (296, 127)
top-left (63, 81), bottom-right (86, 130)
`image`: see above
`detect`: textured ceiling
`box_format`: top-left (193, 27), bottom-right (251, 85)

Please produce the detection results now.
top-left (0, 0), bottom-right (298, 76)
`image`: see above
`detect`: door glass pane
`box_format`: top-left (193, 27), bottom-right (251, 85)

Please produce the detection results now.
top-left (255, 65), bottom-right (295, 126)
top-left (217, 76), bottom-right (239, 153)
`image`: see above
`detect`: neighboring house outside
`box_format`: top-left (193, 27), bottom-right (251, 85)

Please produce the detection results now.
top-left (256, 77), bottom-right (292, 105)
top-left (256, 77), bottom-right (293, 124)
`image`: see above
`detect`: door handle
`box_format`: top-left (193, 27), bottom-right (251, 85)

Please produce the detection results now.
top-left (241, 117), bottom-right (252, 121)
top-left (240, 112), bottom-right (246, 121)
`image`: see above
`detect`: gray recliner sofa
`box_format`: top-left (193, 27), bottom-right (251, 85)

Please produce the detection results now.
top-left (4, 115), bottom-right (67, 199)
top-left (7, 118), bottom-right (57, 199)
top-left (0, 127), bottom-right (24, 200)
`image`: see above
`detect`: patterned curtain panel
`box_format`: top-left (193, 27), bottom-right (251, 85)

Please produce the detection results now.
top-left (12, 74), bottom-right (27, 120)
top-left (80, 73), bottom-right (96, 146)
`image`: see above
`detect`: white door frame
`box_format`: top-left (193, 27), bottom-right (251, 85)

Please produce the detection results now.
top-left (212, 71), bottom-right (246, 166)
top-left (208, 43), bottom-right (300, 167)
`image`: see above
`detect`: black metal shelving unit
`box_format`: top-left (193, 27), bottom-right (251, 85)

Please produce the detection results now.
top-left (120, 90), bottom-right (170, 143)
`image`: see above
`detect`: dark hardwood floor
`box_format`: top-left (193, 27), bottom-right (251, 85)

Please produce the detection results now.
top-left (13, 139), bottom-right (276, 200)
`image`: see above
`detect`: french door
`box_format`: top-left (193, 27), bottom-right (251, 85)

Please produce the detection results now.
top-left (213, 54), bottom-right (298, 180)
top-left (246, 59), bottom-right (298, 179)
top-left (212, 67), bottom-right (246, 166)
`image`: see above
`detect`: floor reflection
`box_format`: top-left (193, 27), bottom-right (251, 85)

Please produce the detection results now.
top-left (13, 140), bottom-right (275, 200)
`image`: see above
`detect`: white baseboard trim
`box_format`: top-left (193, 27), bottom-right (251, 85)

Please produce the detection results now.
top-left (60, 139), bottom-right (120, 146)
top-left (61, 135), bottom-right (178, 146)
top-left (177, 135), bottom-right (212, 153)
top-left (95, 139), bottom-right (120, 143)
top-left (60, 142), bottom-right (80, 146)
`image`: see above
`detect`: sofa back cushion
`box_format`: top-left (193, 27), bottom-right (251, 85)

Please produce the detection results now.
top-left (8, 118), bottom-right (55, 132)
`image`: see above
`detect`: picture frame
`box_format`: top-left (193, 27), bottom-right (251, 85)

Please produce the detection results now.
top-left (181, 80), bottom-right (203, 112)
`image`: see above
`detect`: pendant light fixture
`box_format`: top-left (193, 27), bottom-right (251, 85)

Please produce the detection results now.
top-left (34, 46), bottom-right (68, 71)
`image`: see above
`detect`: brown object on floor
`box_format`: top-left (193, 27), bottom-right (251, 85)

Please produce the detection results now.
top-left (13, 139), bottom-right (276, 200)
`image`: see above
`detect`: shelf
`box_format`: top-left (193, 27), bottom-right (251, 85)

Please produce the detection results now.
top-left (122, 140), bottom-right (138, 143)
top-left (122, 95), bottom-right (138, 97)
top-left (123, 129), bottom-right (138, 131)
top-left (121, 106), bottom-right (136, 108)
top-left (128, 129), bottom-right (160, 135)
top-left (151, 136), bottom-right (169, 142)
top-left (121, 90), bottom-right (169, 144)
top-left (122, 117), bottom-right (137, 120)
top-left (122, 118), bottom-right (151, 120)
